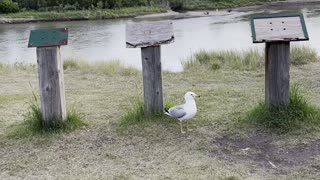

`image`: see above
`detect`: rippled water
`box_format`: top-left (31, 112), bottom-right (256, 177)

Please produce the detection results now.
top-left (0, 5), bottom-right (320, 72)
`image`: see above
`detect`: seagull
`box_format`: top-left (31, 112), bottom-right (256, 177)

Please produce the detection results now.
top-left (164, 92), bottom-right (200, 133)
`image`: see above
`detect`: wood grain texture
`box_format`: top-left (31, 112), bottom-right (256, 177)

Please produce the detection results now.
top-left (126, 21), bottom-right (174, 48)
top-left (254, 16), bottom-right (306, 42)
top-left (265, 42), bottom-right (290, 107)
top-left (141, 46), bottom-right (163, 115)
top-left (37, 46), bottom-right (66, 128)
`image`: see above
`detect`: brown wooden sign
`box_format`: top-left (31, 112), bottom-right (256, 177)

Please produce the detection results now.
top-left (126, 21), bottom-right (174, 48)
top-left (250, 14), bottom-right (309, 43)
top-left (250, 13), bottom-right (310, 107)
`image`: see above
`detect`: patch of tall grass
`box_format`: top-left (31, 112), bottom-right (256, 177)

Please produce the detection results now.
top-left (183, 45), bottom-right (319, 71)
top-left (291, 45), bottom-right (318, 65)
top-left (119, 100), bottom-right (175, 129)
top-left (183, 48), bottom-right (264, 71)
top-left (245, 85), bottom-right (320, 134)
top-left (8, 95), bottom-right (86, 138)
top-left (63, 58), bottom-right (138, 76)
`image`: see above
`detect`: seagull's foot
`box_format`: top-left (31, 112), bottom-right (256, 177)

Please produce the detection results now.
top-left (187, 128), bottom-right (193, 132)
top-left (181, 130), bottom-right (186, 134)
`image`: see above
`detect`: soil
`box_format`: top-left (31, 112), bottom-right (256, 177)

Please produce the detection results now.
top-left (210, 131), bottom-right (320, 174)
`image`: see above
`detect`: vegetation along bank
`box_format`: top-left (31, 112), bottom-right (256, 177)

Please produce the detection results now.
top-left (0, 0), bottom-right (290, 23)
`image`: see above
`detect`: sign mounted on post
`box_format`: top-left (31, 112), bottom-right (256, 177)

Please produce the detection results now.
top-left (28, 28), bottom-right (68, 48)
top-left (250, 14), bottom-right (309, 43)
top-left (28, 28), bottom-right (69, 128)
top-left (126, 21), bottom-right (174, 48)
top-left (250, 13), bottom-right (309, 107)
top-left (126, 21), bottom-right (175, 115)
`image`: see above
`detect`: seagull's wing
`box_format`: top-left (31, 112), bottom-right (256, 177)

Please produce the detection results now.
top-left (168, 105), bottom-right (186, 119)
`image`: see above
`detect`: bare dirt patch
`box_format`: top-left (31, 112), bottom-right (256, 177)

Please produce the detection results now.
top-left (210, 131), bottom-right (320, 174)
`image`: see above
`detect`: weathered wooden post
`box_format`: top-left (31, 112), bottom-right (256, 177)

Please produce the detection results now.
top-left (28, 28), bottom-right (68, 128)
top-left (250, 14), bottom-right (309, 107)
top-left (126, 21), bottom-right (174, 116)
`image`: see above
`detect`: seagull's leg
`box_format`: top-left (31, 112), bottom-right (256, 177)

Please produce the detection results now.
top-left (180, 121), bottom-right (185, 134)
top-left (187, 121), bottom-right (192, 131)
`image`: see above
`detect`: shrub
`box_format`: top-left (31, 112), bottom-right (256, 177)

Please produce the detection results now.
top-left (169, 0), bottom-right (184, 11)
top-left (0, 0), bottom-right (19, 13)
top-left (97, 1), bottom-right (104, 9)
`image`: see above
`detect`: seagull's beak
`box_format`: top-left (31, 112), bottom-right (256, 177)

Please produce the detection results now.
top-left (195, 94), bottom-right (200, 98)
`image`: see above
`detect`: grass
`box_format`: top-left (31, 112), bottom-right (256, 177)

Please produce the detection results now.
top-left (2, 47), bottom-right (320, 179)
top-left (291, 45), bottom-right (319, 65)
top-left (0, 62), bottom-right (36, 74)
top-left (1, 6), bottom-right (167, 22)
top-left (0, 94), bottom-right (29, 105)
top-left (244, 85), bottom-right (320, 134)
top-left (119, 100), bottom-right (175, 129)
top-left (7, 96), bottom-right (86, 139)
top-left (183, 45), bottom-right (319, 71)
top-left (63, 58), bottom-right (138, 76)
top-left (183, 48), bottom-right (263, 71)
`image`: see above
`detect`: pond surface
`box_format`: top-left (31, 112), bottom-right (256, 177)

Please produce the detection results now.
top-left (1, 5), bottom-right (320, 72)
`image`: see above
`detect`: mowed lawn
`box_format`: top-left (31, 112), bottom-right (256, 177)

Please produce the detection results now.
top-left (1, 47), bottom-right (320, 179)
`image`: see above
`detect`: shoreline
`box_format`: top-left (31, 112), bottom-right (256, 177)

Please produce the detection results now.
top-left (0, 0), bottom-right (320, 24)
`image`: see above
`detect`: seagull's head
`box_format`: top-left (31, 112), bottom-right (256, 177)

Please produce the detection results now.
top-left (184, 91), bottom-right (200, 100)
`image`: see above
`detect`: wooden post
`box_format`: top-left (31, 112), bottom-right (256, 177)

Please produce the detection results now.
top-left (250, 14), bottom-right (309, 107)
top-left (141, 46), bottom-right (163, 115)
top-left (126, 21), bottom-right (174, 116)
top-left (265, 42), bottom-right (290, 107)
top-left (28, 28), bottom-right (69, 128)
top-left (37, 46), bottom-right (66, 127)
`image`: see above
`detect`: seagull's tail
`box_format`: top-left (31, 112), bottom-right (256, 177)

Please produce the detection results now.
top-left (164, 108), bottom-right (174, 118)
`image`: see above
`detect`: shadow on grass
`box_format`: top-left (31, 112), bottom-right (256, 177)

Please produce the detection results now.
top-left (244, 85), bottom-right (320, 134)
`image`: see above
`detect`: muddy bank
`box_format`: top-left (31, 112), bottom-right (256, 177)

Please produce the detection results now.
top-left (235, 0), bottom-right (320, 11)
top-left (136, 0), bottom-right (320, 20)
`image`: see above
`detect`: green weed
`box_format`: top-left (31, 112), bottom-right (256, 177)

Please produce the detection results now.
top-left (8, 96), bottom-right (86, 138)
top-left (245, 85), bottom-right (320, 134)
top-left (119, 100), bottom-right (175, 129)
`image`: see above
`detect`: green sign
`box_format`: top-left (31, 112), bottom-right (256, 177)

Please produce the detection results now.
top-left (28, 28), bottom-right (69, 48)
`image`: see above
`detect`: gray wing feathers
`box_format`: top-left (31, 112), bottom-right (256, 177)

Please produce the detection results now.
top-left (168, 105), bottom-right (186, 119)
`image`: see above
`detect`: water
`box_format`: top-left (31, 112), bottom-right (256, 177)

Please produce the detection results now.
top-left (1, 5), bottom-right (320, 72)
